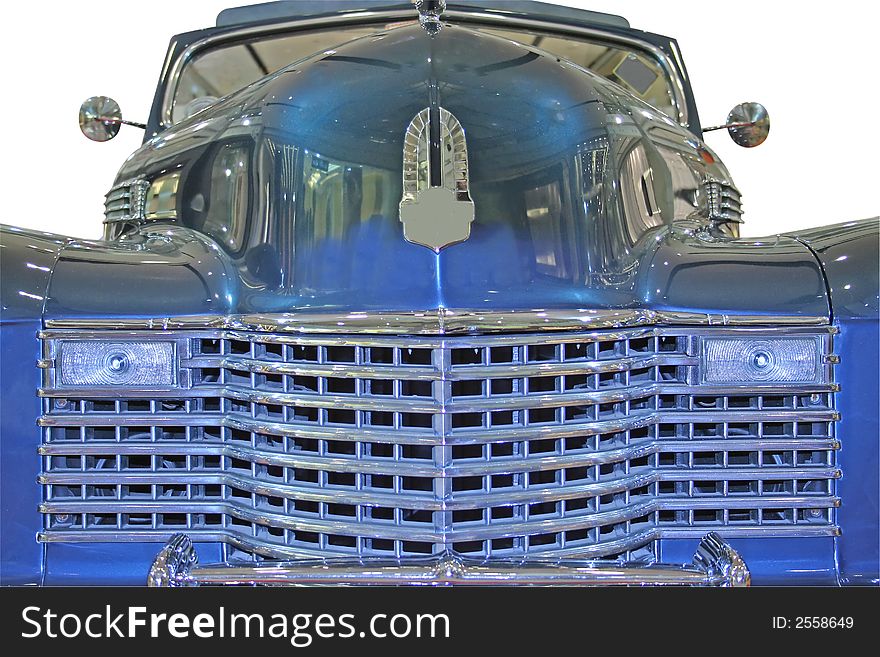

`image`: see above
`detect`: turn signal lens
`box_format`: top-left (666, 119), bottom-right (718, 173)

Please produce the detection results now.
top-left (701, 337), bottom-right (819, 384)
top-left (59, 341), bottom-right (176, 386)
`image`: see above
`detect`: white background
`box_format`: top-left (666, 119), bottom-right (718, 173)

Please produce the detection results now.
top-left (0, 0), bottom-right (877, 238)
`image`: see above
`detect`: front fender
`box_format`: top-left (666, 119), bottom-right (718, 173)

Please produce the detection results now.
top-left (44, 225), bottom-right (238, 321)
top-left (790, 218), bottom-right (880, 584)
top-left (0, 225), bottom-right (70, 584)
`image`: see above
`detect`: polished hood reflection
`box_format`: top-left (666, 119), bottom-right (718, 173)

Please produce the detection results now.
top-left (60, 23), bottom-right (826, 320)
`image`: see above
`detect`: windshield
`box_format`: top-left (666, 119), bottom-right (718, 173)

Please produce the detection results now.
top-left (171, 21), bottom-right (680, 124)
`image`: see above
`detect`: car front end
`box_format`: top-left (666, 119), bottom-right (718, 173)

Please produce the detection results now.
top-left (1, 1), bottom-right (877, 587)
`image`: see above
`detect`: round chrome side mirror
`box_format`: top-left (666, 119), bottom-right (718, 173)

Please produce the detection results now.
top-left (79, 96), bottom-right (123, 141)
top-left (703, 102), bottom-right (770, 148)
top-left (78, 96), bottom-right (146, 142)
top-left (726, 102), bottom-right (770, 148)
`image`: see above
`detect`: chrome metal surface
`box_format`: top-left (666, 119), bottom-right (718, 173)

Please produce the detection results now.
top-left (159, 9), bottom-right (688, 128)
top-left (147, 532), bottom-right (198, 586)
top-left (79, 97), bottom-right (146, 141)
top-left (39, 326), bottom-right (838, 563)
top-left (400, 108), bottom-right (475, 252)
top-left (148, 531), bottom-right (747, 586)
top-left (703, 102), bottom-right (770, 148)
top-left (43, 309), bottom-right (833, 335)
top-left (727, 102), bottom-right (770, 147)
top-left (414, 0), bottom-right (446, 35)
top-left (103, 178), bottom-right (149, 225)
top-left (703, 177), bottom-right (743, 226)
top-left (693, 530), bottom-right (750, 586)
top-left (79, 96), bottom-right (123, 142)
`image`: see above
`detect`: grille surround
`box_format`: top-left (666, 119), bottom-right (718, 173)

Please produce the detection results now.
top-left (38, 325), bottom-right (840, 562)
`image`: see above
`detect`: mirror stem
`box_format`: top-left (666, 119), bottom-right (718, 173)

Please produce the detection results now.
top-left (94, 116), bottom-right (147, 130)
top-left (702, 121), bottom-right (756, 133)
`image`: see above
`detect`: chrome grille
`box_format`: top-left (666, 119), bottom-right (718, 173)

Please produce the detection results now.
top-left (38, 326), bottom-right (839, 561)
top-left (103, 178), bottom-right (148, 225)
top-left (704, 177), bottom-right (743, 225)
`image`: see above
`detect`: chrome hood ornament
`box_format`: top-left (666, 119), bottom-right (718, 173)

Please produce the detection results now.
top-left (412, 0), bottom-right (446, 35)
top-left (399, 107), bottom-right (475, 253)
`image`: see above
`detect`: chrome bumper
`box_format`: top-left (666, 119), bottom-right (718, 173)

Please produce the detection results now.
top-left (148, 533), bottom-right (750, 587)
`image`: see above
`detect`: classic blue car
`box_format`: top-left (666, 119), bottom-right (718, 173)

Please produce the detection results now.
top-left (1, 0), bottom-right (877, 586)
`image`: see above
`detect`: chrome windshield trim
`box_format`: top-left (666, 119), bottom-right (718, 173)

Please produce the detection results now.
top-left (146, 531), bottom-right (749, 586)
top-left (43, 309), bottom-right (831, 335)
top-left (159, 9), bottom-right (689, 129)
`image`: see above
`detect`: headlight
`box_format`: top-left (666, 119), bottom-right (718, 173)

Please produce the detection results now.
top-left (700, 336), bottom-right (820, 385)
top-left (59, 341), bottom-right (176, 387)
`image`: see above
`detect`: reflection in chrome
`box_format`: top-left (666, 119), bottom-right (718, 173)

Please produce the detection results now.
top-left (147, 533), bottom-right (199, 587)
top-left (692, 531), bottom-right (751, 587)
top-left (144, 173), bottom-right (181, 221)
top-left (704, 102), bottom-right (770, 149)
top-left (44, 309), bottom-right (833, 335)
top-left (79, 96), bottom-right (146, 142)
top-left (103, 178), bottom-right (150, 225)
top-left (413, 0), bottom-right (446, 35)
top-left (147, 531), bottom-right (749, 586)
top-left (703, 176), bottom-right (744, 226)
top-left (399, 107), bottom-right (475, 252)
top-left (79, 96), bottom-right (124, 142)
top-left (727, 102), bottom-right (770, 148)
top-left (40, 325), bottom-right (838, 565)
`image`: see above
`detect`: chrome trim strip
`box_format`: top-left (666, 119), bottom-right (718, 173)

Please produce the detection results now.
top-left (38, 436), bottom-right (840, 459)
top-left (38, 473), bottom-right (835, 514)
top-left (42, 487), bottom-right (838, 543)
top-left (39, 432), bottom-right (841, 477)
top-left (38, 524), bottom-right (839, 561)
top-left (146, 531), bottom-right (750, 586)
top-left (40, 484), bottom-right (841, 515)
top-left (177, 352), bottom-right (697, 380)
top-left (46, 383), bottom-right (721, 413)
top-left (43, 310), bottom-right (832, 334)
top-left (159, 9), bottom-right (689, 129)
top-left (38, 408), bottom-right (840, 447)
top-left (38, 383), bottom-right (841, 401)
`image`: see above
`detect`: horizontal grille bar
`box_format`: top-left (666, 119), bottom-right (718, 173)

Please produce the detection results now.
top-left (41, 494), bottom-right (840, 542)
top-left (38, 525), bottom-right (840, 562)
top-left (40, 437), bottom-right (840, 477)
top-left (179, 353), bottom-right (699, 380)
top-left (38, 405), bottom-right (839, 437)
top-left (40, 464), bottom-right (840, 510)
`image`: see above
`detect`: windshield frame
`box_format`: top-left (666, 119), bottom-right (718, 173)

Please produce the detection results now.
top-left (157, 8), bottom-right (691, 131)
